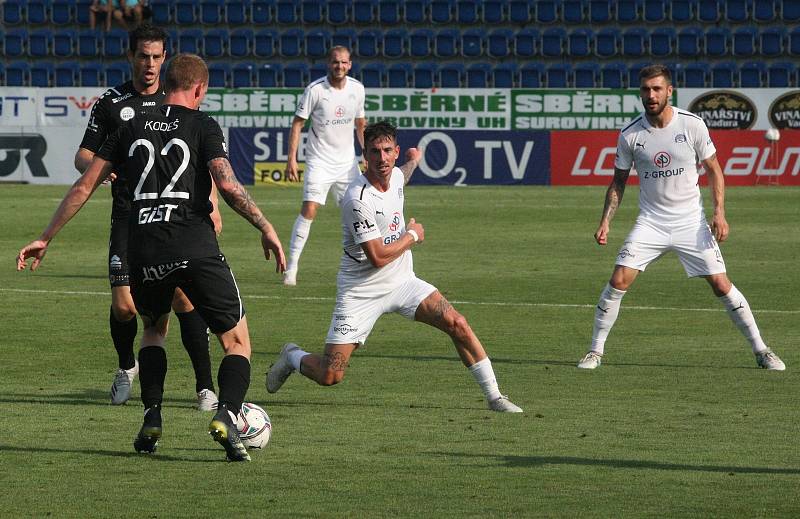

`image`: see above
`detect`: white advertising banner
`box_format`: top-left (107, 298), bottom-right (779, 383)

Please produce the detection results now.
top-left (0, 126), bottom-right (83, 184)
top-left (677, 88), bottom-right (800, 130)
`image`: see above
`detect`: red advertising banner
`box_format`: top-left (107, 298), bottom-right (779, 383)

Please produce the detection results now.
top-left (551, 130), bottom-right (800, 186)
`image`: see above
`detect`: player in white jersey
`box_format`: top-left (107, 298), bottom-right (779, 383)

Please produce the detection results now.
top-left (266, 121), bottom-right (523, 413)
top-left (282, 46), bottom-right (367, 286)
top-left (577, 64), bottom-right (785, 371)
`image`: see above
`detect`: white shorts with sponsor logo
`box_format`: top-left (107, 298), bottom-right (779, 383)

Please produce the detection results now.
top-left (325, 276), bottom-right (437, 345)
top-left (303, 162), bottom-right (361, 206)
top-left (616, 216), bottom-right (726, 277)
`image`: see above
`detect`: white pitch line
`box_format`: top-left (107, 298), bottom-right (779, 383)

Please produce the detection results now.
top-left (2, 287), bottom-right (798, 314)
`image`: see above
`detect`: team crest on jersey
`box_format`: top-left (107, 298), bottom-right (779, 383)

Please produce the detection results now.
top-left (388, 212), bottom-right (401, 232)
top-left (653, 151), bottom-right (671, 168)
top-left (119, 106), bottom-right (135, 121)
top-left (335, 105), bottom-right (345, 117)
top-left (674, 134), bottom-right (687, 143)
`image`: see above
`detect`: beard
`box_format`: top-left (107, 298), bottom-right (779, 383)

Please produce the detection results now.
top-left (644, 97), bottom-right (669, 116)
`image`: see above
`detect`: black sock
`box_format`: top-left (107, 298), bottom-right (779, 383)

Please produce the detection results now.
top-left (110, 306), bottom-right (137, 370)
top-left (139, 346), bottom-right (168, 409)
top-left (176, 310), bottom-right (215, 393)
top-left (217, 355), bottom-right (250, 415)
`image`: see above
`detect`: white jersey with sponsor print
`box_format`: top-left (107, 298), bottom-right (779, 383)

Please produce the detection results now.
top-left (337, 168), bottom-right (414, 296)
top-left (295, 76), bottom-right (366, 174)
top-left (615, 107), bottom-right (716, 223)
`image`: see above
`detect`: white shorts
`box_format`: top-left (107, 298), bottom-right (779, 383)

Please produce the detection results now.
top-left (303, 162), bottom-right (361, 206)
top-left (325, 276), bottom-right (437, 345)
top-left (616, 216), bottom-right (726, 277)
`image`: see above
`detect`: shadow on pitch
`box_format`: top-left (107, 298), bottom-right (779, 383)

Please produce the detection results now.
top-left (0, 444), bottom-right (233, 463)
top-left (0, 390), bottom-right (204, 409)
top-left (432, 451), bottom-right (800, 475)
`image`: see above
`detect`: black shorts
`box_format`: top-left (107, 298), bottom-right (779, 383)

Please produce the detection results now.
top-left (130, 255), bottom-right (246, 334)
top-left (108, 216), bottom-right (130, 288)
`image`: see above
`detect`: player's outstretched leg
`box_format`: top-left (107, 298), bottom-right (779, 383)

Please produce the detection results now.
top-left (577, 283), bottom-right (627, 370)
top-left (209, 353), bottom-right (251, 461)
top-left (284, 215), bottom-right (313, 286)
top-left (266, 343), bottom-right (301, 393)
top-left (133, 404), bottom-right (162, 454)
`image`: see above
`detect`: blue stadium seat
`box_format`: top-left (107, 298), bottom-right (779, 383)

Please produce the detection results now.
top-left (356, 29), bottom-right (379, 57)
top-left (433, 28), bottom-right (457, 58)
top-left (466, 62), bottom-right (492, 87)
top-left (383, 28), bottom-right (407, 58)
top-left (27, 0), bottom-right (49, 24)
top-left (6, 62), bottom-right (30, 86)
top-left (225, 0), bottom-right (250, 23)
top-left (352, 0), bottom-right (375, 22)
top-left (508, 0), bottom-right (533, 23)
top-left (461, 28), bottom-right (485, 57)
top-left (80, 60), bottom-right (102, 86)
top-left (760, 27), bottom-right (785, 57)
top-left (332, 28), bottom-right (356, 49)
top-left (413, 62), bottom-right (437, 88)
top-left (567, 27), bottom-right (592, 57)
top-left (55, 61), bottom-right (79, 87)
top-left (257, 63), bottom-right (281, 87)
top-left (387, 63), bottom-right (412, 87)
top-left (301, 0), bottom-right (324, 22)
top-left (563, 0), bottom-right (585, 23)
top-left (677, 26), bottom-right (703, 57)
top-left (790, 26), bottom-right (800, 55)
top-left (200, 0), bottom-right (224, 23)
top-left (621, 27), bottom-right (647, 57)
top-left (404, 0), bottom-right (429, 23)
top-left (724, 0), bottom-right (749, 21)
top-left (75, 0), bottom-right (92, 23)
top-left (627, 61), bottom-right (648, 86)
top-left (279, 28), bottom-right (303, 57)
top-left (514, 28), bottom-right (538, 57)
top-left (574, 63), bottom-right (600, 87)
top-left (29, 29), bottom-right (52, 58)
top-left (488, 28), bottom-right (513, 59)
top-left (697, 0), bottom-right (721, 21)
top-left (410, 29), bottom-right (434, 58)
top-left (616, 0), bottom-right (640, 21)
top-left (595, 27), bottom-right (619, 57)
top-left (600, 62), bottom-right (626, 87)
top-left (493, 63), bottom-right (518, 87)
top-left (482, 0), bottom-right (505, 23)
top-left (150, 0), bottom-right (174, 23)
top-left (283, 62), bottom-right (309, 87)
top-left (456, 0), bottom-right (479, 22)
top-left (31, 61), bottom-right (54, 87)
top-left (233, 62), bottom-right (255, 87)
top-left (732, 26), bottom-right (756, 56)
top-left (670, 0), bottom-right (695, 20)
top-left (753, 0), bottom-right (776, 20)
top-left (305, 29), bottom-right (330, 58)
top-left (520, 62), bottom-right (545, 87)
top-left (739, 61), bottom-right (765, 87)
top-left (104, 28), bottom-right (128, 57)
top-left (711, 61), bottom-right (737, 87)
top-left (767, 62), bottom-right (794, 87)
top-left (360, 62), bottom-right (385, 87)
top-left (783, 0), bottom-right (800, 21)
top-left (535, 0), bottom-right (558, 22)
top-left (378, 0), bottom-right (400, 22)
top-left (309, 62), bottom-right (327, 81)
top-left (4, 29), bottom-right (27, 58)
top-left (204, 29), bottom-right (228, 58)
top-left (0, 63), bottom-right (4, 86)
top-left (650, 27), bottom-right (675, 57)
top-left (643, 0), bottom-right (667, 21)
top-left (166, 29), bottom-right (179, 55)
top-left (546, 63), bottom-right (572, 88)
top-left (541, 27), bottom-right (566, 58)
top-left (326, 0), bottom-right (350, 23)
top-left (588, 0), bottom-right (611, 21)
top-left (52, 0), bottom-right (76, 24)
top-left (681, 62), bottom-right (710, 87)
top-left (705, 27), bottom-right (729, 56)
top-left (254, 28), bottom-right (277, 57)
top-left (438, 63), bottom-right (464, 87)
top-left (430, 0), bottom-right (452, 23)
top-left (208, 63), bottom-right (231, 87)
top-left (230, 28), bottom-right (253, 58)
top-left (178, 28), bottom-right (202, 55)
top-left (175, 0), bottom-right (198, 23)
top-left (54, 29), bottom-right (79, 58)
top-left (250, 0), bottom-right (274, 23)
top-left (276, 0), bottom-right (299, 23)
top-left (104, 62), bottom-right (130, 85)
top-left (3, 0), bottom-right (25, 24)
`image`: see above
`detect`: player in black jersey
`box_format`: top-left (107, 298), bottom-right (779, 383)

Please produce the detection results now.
top-left (75, 24), bottom-right (219, 410)
top-left (18, 54), bottom-right (286, 461)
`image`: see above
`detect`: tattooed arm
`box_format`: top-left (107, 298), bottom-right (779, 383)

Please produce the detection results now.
top-left (208, 157), bottom-right (287, 272)
top-left (400, 147), bottom-right (422, 185)
top-left (594, 167), bottom-right (630, 246)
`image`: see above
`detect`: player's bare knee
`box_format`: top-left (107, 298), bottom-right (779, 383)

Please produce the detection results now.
top-left (112, 303), bottom-right (137, 322)
top-left (317, 368), bottom-right (345, 386)
top-left (447, 313), bottom-right (472, 341)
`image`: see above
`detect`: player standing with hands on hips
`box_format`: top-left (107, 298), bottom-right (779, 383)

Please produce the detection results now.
top-left (282, 46), bottom-right (366, 286)
top-left (577, 64), bottom-right (785, 371)
top-left (267, 121), bottom-right (523, 413)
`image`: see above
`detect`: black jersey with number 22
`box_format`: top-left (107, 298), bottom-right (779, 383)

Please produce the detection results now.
top-left (97, 104), bottom-right (227, 267)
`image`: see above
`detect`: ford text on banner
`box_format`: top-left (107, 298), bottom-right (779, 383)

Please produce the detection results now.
top-left (550, 130), bottom-right (800, 186)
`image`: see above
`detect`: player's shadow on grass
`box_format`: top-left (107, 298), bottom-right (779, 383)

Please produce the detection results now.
top-left (0, 390), bottom-right (205, 409)
top-left (353, 352), bottom-right (574, 366)
top-left (0, 444), bottom-right (232, 463)
top-left (27, 273), bottom-right (107, 280)
top-left (434, 452), bottom-right (800, 475)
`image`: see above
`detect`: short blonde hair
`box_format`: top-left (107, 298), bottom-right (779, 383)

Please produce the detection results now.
top-left (165, 53), bottom-right (209, 93)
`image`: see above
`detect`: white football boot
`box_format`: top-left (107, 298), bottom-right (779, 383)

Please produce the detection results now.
top-left (283, 270), bottom-right (297, 286)
top-left (488, 395), bottom-right (523, 413)
top-left (577, 351), bottom-right (602, 370)
top-left (266, 343), bottom-right (300, 393)
top-left (197, 388), bottom-right (219, 411)
top-left (755, 348), bottom-right (786, 371)
top-left (110, 360), bottom-right (139, 405)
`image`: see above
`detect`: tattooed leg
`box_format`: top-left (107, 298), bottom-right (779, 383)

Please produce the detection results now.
top-left (415, 291), bottom-right (487, 366)
top-left (299, 343), bottom-right (357, 386)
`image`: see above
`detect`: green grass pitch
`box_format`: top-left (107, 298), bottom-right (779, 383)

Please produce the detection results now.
top-left (1, 183), bottom-right (798, 517)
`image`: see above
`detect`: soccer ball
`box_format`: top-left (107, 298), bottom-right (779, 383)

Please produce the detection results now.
top-left (237, 402), bottom-right (272, 449)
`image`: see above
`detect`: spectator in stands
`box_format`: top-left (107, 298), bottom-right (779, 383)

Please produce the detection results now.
top-left (90, 0), bottom-right (127, 31)
top-left (123, 0), bottom-right (150, 28)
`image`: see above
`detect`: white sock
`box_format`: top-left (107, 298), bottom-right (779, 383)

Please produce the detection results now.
top-left (469, 358), bottom-right (502, 402)
top-left (288, 347), bottom-right (309, 372)
top-left (286, 215), bottom-right (313, 273)
top-left (589, 283), bottom-right (626, 355)
top-left (227, 410), bottom-right (238, 423)
top-left (719, 285), bottom-right (768, 353)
